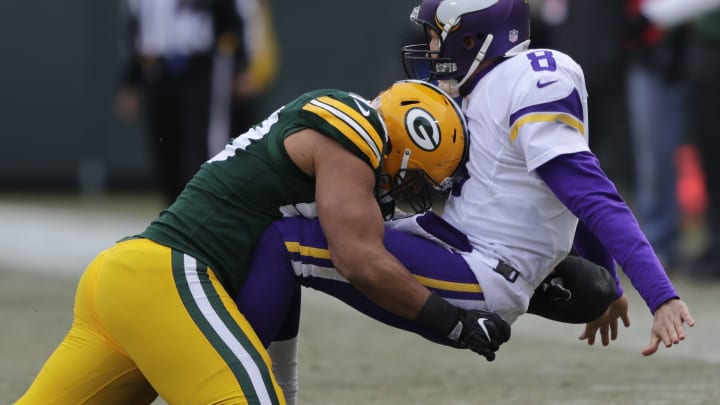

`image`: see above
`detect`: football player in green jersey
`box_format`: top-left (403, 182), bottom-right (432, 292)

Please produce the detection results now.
top-left (16, 80), bottom-right (510, 405)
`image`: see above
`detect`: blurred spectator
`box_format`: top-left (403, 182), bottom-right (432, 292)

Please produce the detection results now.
top-left (115, 0), bottom-right (278, 205)
top-left (623, 0), bottom-right (688, 271)
top-left (684, 7), bottom-right (720, 278)
top-left (637, 0), bottom-right (720, 278)
top-left (641, 0), bottom-right (720, 27)
top-left (227, 0), bottom-right (279, 143)
top-left (534, 0), bottom-right (634, 193)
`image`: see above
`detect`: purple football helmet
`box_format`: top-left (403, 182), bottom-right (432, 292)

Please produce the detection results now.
top-left (402, 0), bottom-right (531, 91)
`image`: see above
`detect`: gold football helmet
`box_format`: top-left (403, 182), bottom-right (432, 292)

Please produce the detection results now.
top-left (373, 79), bottom-right (468, 218)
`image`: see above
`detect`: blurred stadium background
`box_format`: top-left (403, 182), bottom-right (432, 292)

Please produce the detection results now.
top-left (0, 1), bottom-right (412, 192)
top-left (1, 1), bottom-right (719, 404)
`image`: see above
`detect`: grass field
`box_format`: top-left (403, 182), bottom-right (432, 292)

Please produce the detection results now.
top-left (2, 193), bottom-right (718, 404)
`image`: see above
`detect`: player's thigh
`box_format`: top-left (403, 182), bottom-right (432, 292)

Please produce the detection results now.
top-left (383, 228), bottom-right (482, 299)
top-left (279, 217), bottom-right (483, 303)
top-left (276, 217), bottom-right (484, 345)
top-left (15, 253), bottom-right (156, 405)
top-left (16, 328), bottom-right (156, 405)
top-left (95, 239), bottom-right (284, 405)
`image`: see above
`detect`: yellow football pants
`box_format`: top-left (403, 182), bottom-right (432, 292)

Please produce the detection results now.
top-left (15, 238), bottom-right (285, 405)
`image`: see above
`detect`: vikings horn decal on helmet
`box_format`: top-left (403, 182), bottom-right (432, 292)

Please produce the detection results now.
top-left (402, 0), bottom-right (531, 93)
top-left (373, 80), bottom-right (468, 218)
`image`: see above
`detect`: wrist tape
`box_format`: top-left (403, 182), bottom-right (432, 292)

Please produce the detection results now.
top-left (414, 292), bottom-right (461, 335)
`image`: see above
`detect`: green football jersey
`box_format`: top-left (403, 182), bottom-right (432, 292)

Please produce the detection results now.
top-left (139, 89), bottom-right (387, 295)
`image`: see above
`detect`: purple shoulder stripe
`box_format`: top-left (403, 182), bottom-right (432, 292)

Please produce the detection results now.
top-left (509, 88), bottom-right (584, 128)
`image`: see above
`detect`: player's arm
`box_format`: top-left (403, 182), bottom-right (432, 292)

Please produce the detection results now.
top-left (536, 151), bottom-right (695, 354)
top-left (571, 220), bottom-right (630, 346)
top-left (317, 141), bottom-right (430, 319)
top-left (284, 129), bottom-right (510, 360)
top-left (284, 129), bottom-right (429, 317)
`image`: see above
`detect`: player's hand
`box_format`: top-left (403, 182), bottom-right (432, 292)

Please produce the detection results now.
top-left (450, 309), bottom-right (511, 361)
top-left (233, 71), bottom-right (261, 98)
top-left (579, 294), bottom-right (630, 346)
top-left (415, 293), bottom-right (510, 361)
top-left (642, 298), bottom-right (694, 356)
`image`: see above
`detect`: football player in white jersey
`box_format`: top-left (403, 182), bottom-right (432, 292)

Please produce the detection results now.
top-left (400, 0), bottom-right (693, 348)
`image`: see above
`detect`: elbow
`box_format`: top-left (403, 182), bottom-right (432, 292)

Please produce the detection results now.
top-left (330, 249), bottom-right (383, 287)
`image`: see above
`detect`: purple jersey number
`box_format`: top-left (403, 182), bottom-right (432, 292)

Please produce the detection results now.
top-left (527, 50), bottom-right (557, 72)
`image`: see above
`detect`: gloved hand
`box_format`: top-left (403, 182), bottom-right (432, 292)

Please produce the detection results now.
top-left (415, 293), bottom-right (511, 362)
top-left (448, 308), bottom-right (511, 361)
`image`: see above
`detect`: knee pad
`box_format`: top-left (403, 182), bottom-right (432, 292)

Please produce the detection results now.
top-left (527, 255), bottom-right (616, 324)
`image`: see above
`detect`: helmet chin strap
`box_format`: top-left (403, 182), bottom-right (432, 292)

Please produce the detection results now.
top-left (449, 34), bottom-right (494, 94)
top-left (441, 37), bottom-right (531, 97)
top-left (399, 148), bottom-right (412, 178)
top-left (390, 148), bottom-right (413, 190)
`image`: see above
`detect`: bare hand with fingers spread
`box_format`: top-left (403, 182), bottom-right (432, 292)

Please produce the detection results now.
top-left (579, 294), bottom-right (631, 346)
top-left (578, 294), bottom-right (695, 356)
top-left (642, 298), bottom-right (695, 356)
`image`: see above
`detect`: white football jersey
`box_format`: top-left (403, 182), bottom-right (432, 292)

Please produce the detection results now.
top-left (441, 48), bottom-right (591, 322)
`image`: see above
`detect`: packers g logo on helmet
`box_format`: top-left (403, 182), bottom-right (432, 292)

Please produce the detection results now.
top-left (406, 107), bottom-right (441, 152)
top-left (374, 79), bottom-right (468, 218)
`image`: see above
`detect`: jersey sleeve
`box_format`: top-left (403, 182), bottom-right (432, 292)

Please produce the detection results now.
top-left (508, 50), bottom-right (591, 172)
top-left (537, 151), bottom-right (679, 312)
top-left (300, 91), bottom-right (387, 173)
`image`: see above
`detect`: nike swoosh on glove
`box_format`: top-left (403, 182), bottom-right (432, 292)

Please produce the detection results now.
top-left (448, 309), bottom-right (511, 361)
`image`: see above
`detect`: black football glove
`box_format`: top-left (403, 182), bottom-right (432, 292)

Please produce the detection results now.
top-left (415, 292), bottom-right (511, 361)
top-left (447, 308), bottom-right (511, 361)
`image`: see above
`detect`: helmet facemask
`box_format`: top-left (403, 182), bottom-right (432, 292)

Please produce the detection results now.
top-left (376, 144), bottom-right (445, 219)
top-left (375, 170), bottom-right (434, 220)
top-left (401, 37), bottom-right (457, 83)
top-left (402, 21), bottom-right (493, 97)
top-left (401, 16), bottom-right (460, 84)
